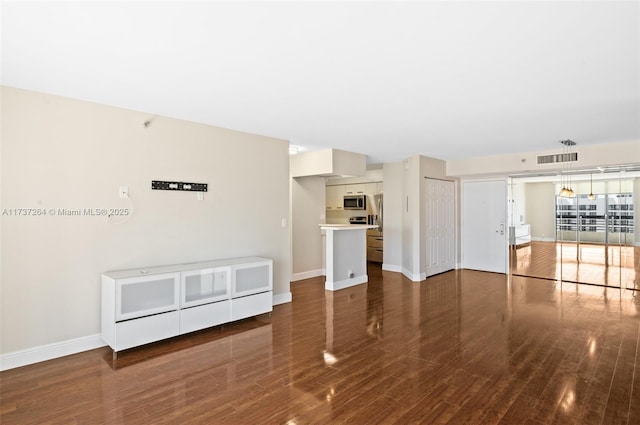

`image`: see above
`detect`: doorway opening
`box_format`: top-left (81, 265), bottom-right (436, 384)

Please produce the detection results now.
top-left (508, 167), bottom-right (639, 291)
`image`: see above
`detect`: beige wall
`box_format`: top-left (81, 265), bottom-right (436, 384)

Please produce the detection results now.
top-left (382, 162), bottom-right (403, 270)
top-left (291, 176), bottom-right (325, 279)
top-left (524, 182), bottom-right (557, 241)
top-left (1, 86), bottom-right (291, 354)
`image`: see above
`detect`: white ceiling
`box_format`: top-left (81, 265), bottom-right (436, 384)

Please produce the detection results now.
top-left (2, 1), bottom-right (638, 164)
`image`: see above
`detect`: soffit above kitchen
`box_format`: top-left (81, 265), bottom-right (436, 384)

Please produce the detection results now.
top-left (2, 1), bottom-right (638, 164)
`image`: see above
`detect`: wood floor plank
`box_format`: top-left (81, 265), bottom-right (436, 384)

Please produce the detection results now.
top-left (1, 261), bottom-right (638, 425)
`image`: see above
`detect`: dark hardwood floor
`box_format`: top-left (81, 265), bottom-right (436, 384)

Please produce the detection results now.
top-left (1, 265), bottom-right (639, 424)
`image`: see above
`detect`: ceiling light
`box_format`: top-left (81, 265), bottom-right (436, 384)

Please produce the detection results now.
top-left (558, 139), bottom-right (577, 197)
top-left (587, 173), bottom-right (596, 200)
top-left (289, 146), bottom-right (299, 155)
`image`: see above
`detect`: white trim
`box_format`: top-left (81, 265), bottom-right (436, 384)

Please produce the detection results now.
top-left (382, 263), bottom-right (402, 273)
top-left (325, 275), bottom-right (367, 291)
top-left (0, 334), bottom-right (106, 371)
top-left (531, 237), bottom-right (555, 242)
top-left (291, 269), bottom-right (324, 282)
top-left (273, 292), bottom-right (292, 305)
top-left (402, 267), bottom-right (425, 282)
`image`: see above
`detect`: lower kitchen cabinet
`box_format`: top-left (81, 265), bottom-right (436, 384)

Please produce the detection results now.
top-left (102, 257), bottom-right (272, 352)
top-left (367, 229), bottom-right (383, 263)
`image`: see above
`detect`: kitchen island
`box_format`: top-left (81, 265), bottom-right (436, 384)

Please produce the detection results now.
top-left (320, 224), bottom-right (378, 291)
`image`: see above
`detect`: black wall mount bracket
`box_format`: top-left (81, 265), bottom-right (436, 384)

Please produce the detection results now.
top-left (151, 180), bottom-right (208, 192)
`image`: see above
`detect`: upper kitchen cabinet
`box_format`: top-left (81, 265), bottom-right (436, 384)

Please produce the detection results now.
top-left (326, 185), bottom-right (346, 210)
top-left (326, 182), bottom-right (383, 210)
top-left (345, 184), bottom-right (366, 195)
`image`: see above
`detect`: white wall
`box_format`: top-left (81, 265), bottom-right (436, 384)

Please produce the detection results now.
top-left (1, 86), bottom-right (291, 355)
top-left (402, 156), bottom-right (420, 279)
top-left (509, 180), bottom-right (526, 225)
top-left (290, 148), bottom-right (366, 177)
top-left (447, 141), bottom-right (640, 177)
top-left (291, 176), bottom-right (325, 280)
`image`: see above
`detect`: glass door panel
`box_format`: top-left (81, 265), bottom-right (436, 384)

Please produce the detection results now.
top-left (181, 267), bottom-right (230, 308)
top-left (511, 168), bottom-right (638, 291)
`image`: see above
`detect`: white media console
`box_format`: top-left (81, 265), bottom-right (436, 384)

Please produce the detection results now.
top-left (101, 257), bottom-right (273, 352)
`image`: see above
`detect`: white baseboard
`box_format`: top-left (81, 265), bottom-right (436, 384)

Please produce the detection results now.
top-left (382, 263), bottom-right (402, 272)
top-left (531, 237), bottom-right (555, 242)
top-left (0, 334), bottom-right (106, 371)
top-left (325, 275), bottom-right (368, 291)
top-left (402, 268), bottom-right (426, 282)
top-left (273, 292), bottom-right (292, 305)
top-left (291, 269), bottom-right (324, 282)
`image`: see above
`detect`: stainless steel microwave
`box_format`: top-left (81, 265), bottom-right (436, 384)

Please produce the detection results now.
top-left (344, 195), bottom-right (366, 210)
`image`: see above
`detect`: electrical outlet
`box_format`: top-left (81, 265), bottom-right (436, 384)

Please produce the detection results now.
top-left (119, 186), bottom-right (129, 198)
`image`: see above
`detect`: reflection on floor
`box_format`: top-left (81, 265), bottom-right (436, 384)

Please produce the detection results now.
top-left (511, 241), bottom-right (639, 289)
top-left (1, 266), bottom-right (639, 424)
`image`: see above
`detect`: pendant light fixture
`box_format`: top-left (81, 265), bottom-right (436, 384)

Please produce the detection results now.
top-left (587, 173), bottom-right (596, 200)
top-left (558, 139), bottom-right (576, 197)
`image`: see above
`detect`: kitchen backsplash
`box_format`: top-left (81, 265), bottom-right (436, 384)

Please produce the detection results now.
top-left (326, 210), bottom-right (364, 224)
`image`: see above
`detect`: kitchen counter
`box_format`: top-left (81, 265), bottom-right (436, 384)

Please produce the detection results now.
top-left (319, 224), bottom-right (379, 230)
top-left (319, 224), bottom-right (378, 291)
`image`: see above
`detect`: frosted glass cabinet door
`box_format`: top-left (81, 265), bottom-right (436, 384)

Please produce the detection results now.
top-left (115, 272), bottom-right (180, 321)
top-left (181, 267), bottom-right (230, 308)
top-left (232, 261), bottom-right (273, 297)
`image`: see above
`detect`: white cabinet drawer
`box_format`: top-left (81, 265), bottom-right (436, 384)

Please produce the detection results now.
top-left (231, 292), bottom-right (272, 321)
top-left (179, 301), bottom-right (231, 334)
top-left (115, 311), bottom-right (179, 351)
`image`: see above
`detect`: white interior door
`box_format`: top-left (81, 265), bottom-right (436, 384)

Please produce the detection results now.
top-left (462, 180), bottom-right (508, 273)
top-left (425, 179), bottom-right (456, 277)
